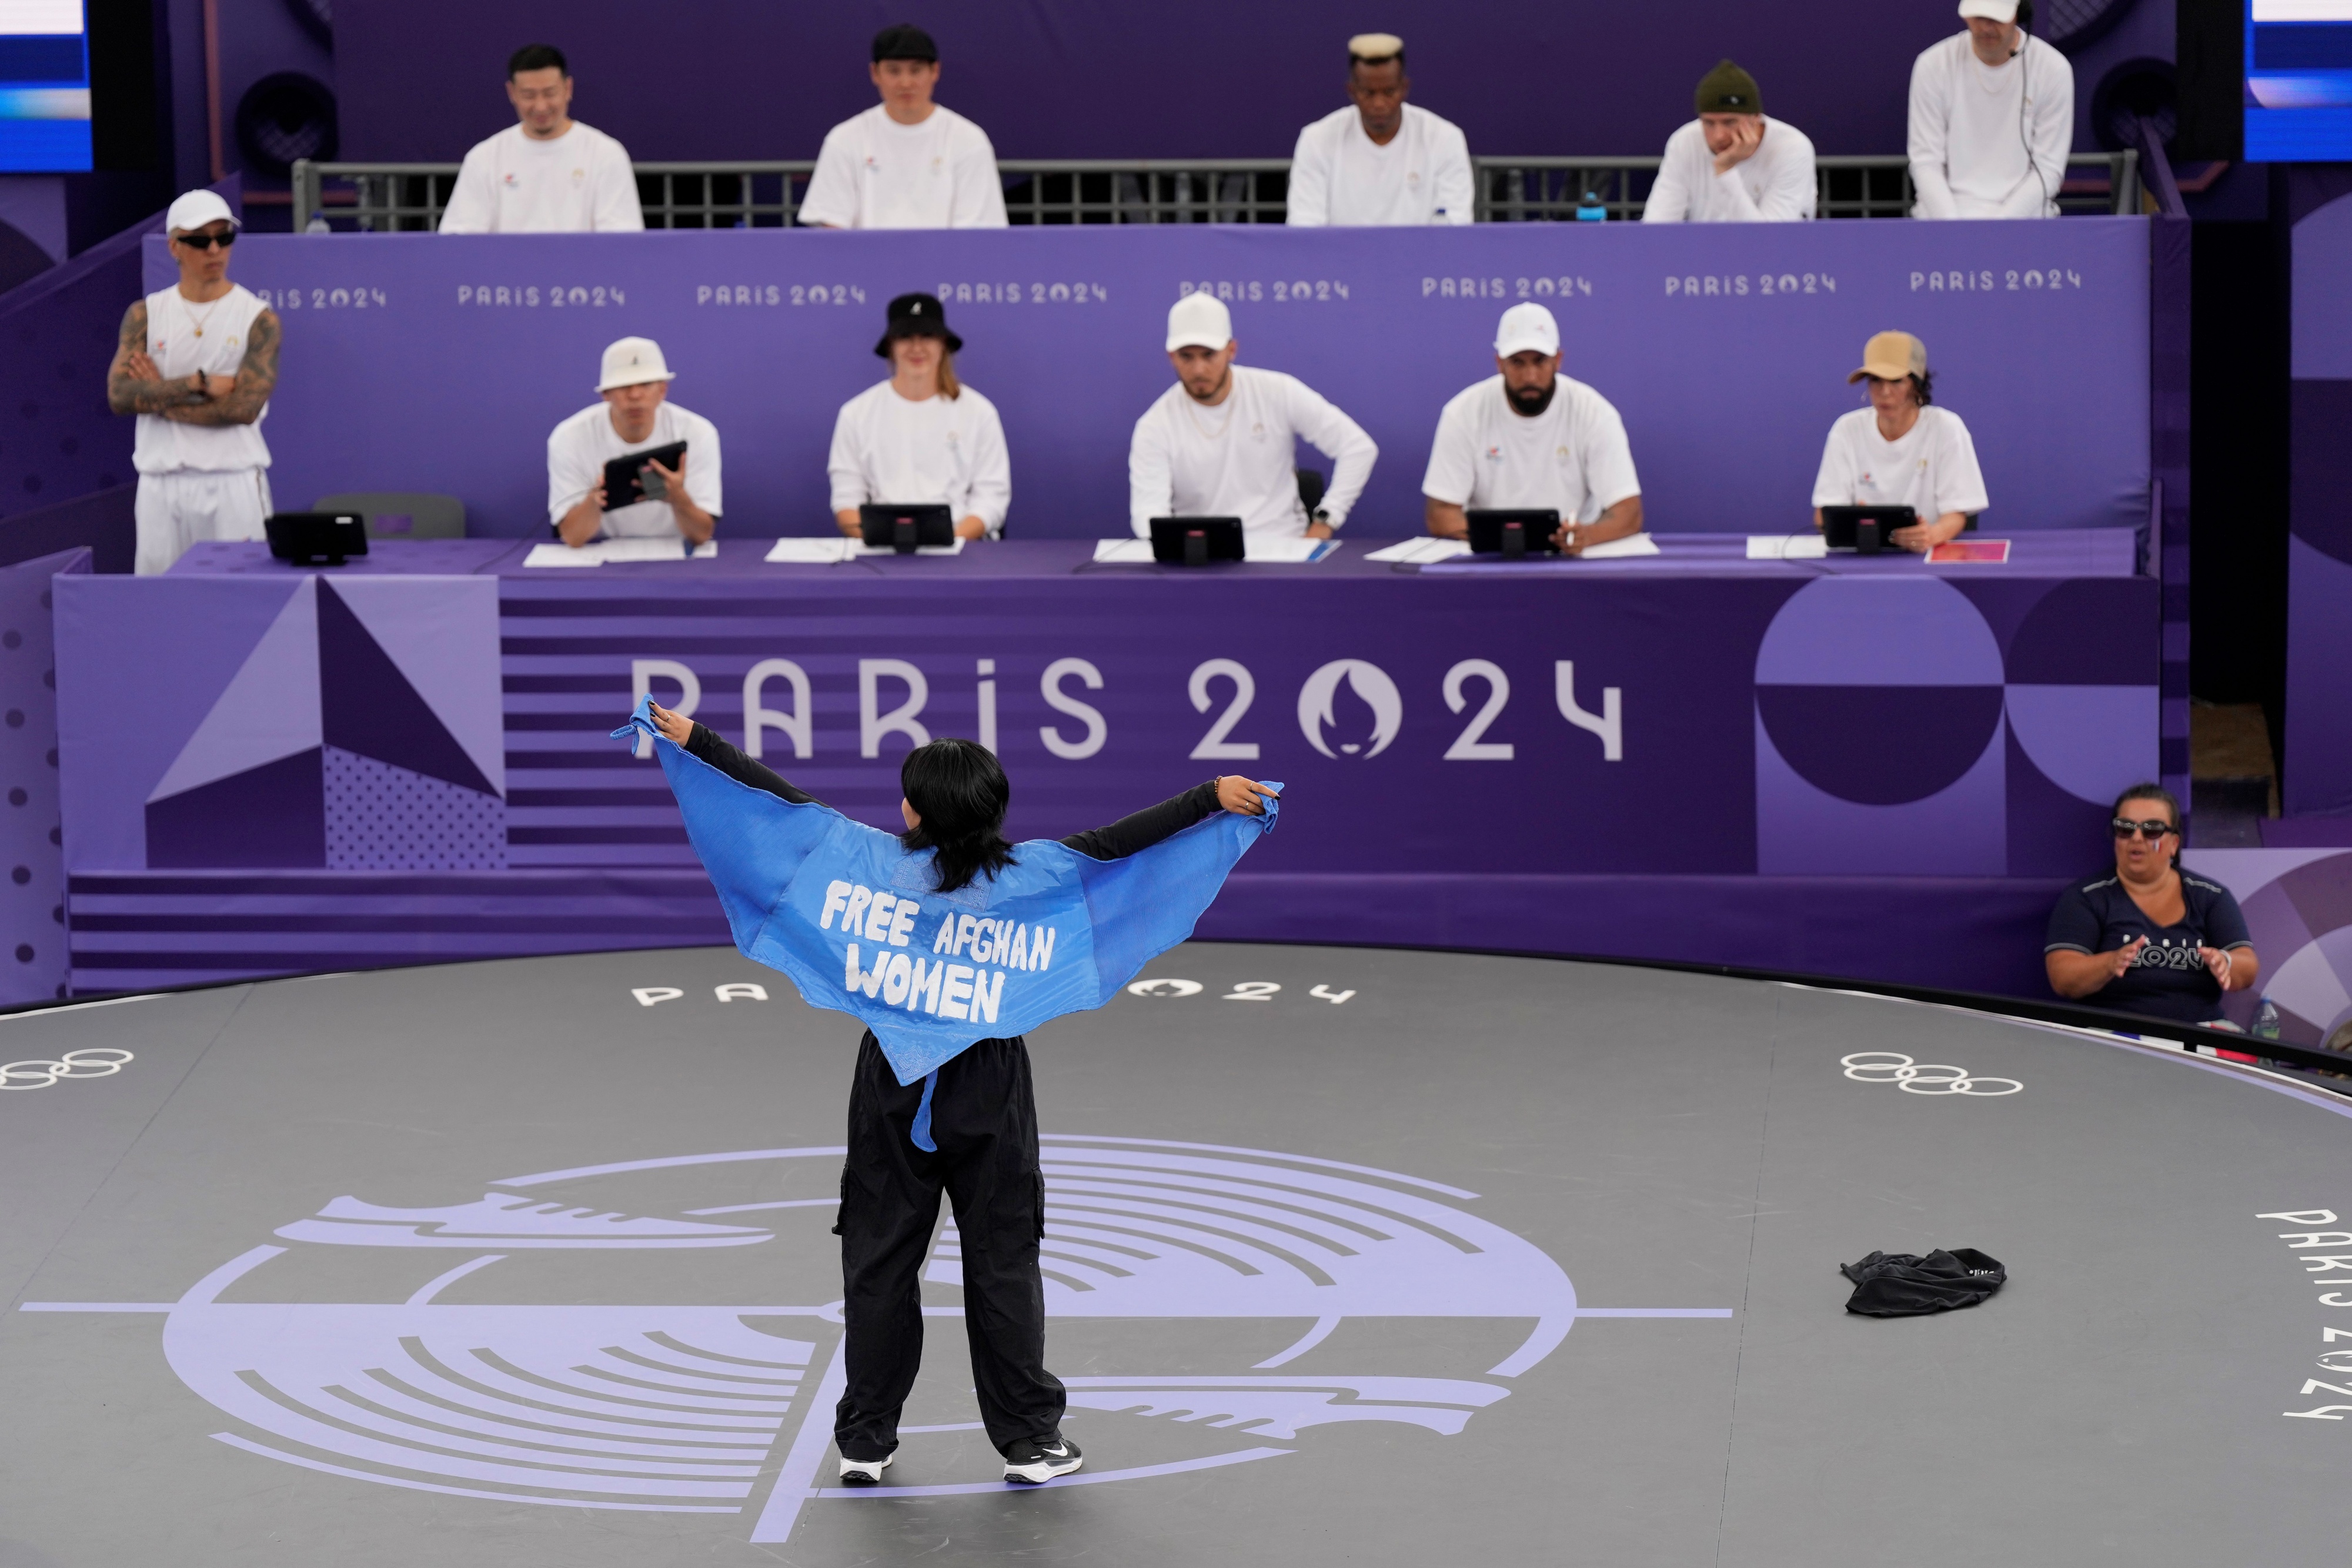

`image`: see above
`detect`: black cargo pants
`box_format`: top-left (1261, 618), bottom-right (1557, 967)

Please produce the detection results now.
top-left (833, 1031), bottom-right (1065, 1461)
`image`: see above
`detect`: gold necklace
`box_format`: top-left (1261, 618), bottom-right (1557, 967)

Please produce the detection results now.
top-left (183, 289), bottom-right (226, 337)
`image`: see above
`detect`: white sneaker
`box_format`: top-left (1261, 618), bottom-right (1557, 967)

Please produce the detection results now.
top-left (838, 1452), bottom-right (893, 1485)
top-left (1001, 1433), bottom-right (1083, 1485)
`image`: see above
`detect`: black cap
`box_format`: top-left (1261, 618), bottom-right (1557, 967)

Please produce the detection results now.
top-left (872, 24), bottom-right (938, 63)
top-left (874, 292), bottom-right (962, 356)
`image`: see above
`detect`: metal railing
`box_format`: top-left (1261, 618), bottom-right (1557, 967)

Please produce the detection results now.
top-left (293, 151), bottom-right (2141, 232)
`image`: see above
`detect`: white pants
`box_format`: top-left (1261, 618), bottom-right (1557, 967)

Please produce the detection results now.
top-left (134, 469), bottom-right (273, 576)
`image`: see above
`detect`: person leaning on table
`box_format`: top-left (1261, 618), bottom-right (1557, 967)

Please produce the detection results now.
top-left (1810, 330), bottom-right (1986, 553)
top-left (1421, 302), bottom-right (1642, 556)
top-left (829, 292), bottom-right (1010, 541)
top-left (547, 337), bottom-right (721, 547)
top-left (2046, 784), bottom-right (2259, 1027)
top-left (1128, 292), bottom-right (1378, 543)
top-left (1640, 59), bottom-right (1816, 224)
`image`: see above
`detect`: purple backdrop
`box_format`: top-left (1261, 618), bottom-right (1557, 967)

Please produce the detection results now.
top-left (0, 548), bottom-right (83, 1005)
top-left (2288, 190), bottom-right (2352, 818)
top-left (337, 0), bottom-right (1975, 163)
top-left (146, 220), bottom-right (2155, 542)
top-left (54, 535), bottom-right (2156, 999)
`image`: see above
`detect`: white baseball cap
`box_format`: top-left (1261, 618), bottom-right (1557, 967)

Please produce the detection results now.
top-left (1956, 0), bottom-right (2020, 21)
top-left (596, 336), bottom-right (675, 392)
top-left (1166, 292), bottom-right (1234, 352)
top-left (165, 189), bottom-right (239, 235)
top-left (1494, 302), bottom-right (1560, 359)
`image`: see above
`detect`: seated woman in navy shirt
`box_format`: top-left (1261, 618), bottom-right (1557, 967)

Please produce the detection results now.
top-left (2045, 783), bottom-right (2259, 1025)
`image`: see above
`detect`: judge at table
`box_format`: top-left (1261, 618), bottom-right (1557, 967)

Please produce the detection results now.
top-left (1810, 330), bottom-right (1986, 553)
top-left (549, 336), bottom-right (721, 547)
top-left (830, 292), bottom-right (1010, 541)
top-left (1128, 292), bottom-right (1377, 542)
top-left (1422, 303), bottom-right (1643, 554)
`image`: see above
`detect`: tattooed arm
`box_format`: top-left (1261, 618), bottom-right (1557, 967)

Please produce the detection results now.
top-left (163, 309), bottom-right (279, 426)
top-left (106, 301), bottom-right (209, 416)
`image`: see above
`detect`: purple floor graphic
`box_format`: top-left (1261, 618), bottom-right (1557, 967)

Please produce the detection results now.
top-left (24, 1132), bottom-right (1724, 1545)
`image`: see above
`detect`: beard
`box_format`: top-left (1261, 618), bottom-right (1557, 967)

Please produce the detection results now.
top-left (1506, 379), bottom-right (1557, 416)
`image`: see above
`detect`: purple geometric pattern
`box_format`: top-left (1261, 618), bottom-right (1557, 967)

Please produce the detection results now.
top-left (2186, 849), bottom-right (2352, 1044)
top-left (330, 577), bottom-right (505, 797)
top-left (317, 583), bottom-right (497, 797)
top-left (323, 747), bottom-right (506, 871)
top-left (145, 750), bottom-right (326, 870)
top-left (0, 549), bottom-right (83, 1004)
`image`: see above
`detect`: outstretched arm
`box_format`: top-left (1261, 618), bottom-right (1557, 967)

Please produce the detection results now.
top-left (1062, 777), bottom-right (1274, 860)
top-left (650, 703), bottom-right (828, 807)
top-left (165, 309), bottom-right (278, 426)
top-left (106, 302), bottom-right (208, 414)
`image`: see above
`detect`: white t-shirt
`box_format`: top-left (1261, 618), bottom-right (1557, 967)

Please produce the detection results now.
top-left (1907, 32), bottom-right (2073, 219)
top-left (1810, 406), bottom-right (1989, 521)
top-left (827, 380), bottom-right (1012, 536)
top-left (132, 283), bottom-right (272, 474)
top-left (1287, 103), bottom-right (1473, 227)
top-left (1641, 116), bottom-right (1816, 223)
top-left (439, 122), bottom-right (644, 234)
top-left (1421, 375), bottom-right (1641, 524)
top-left (546, 400), bottom-right (722, 539)
top-left (1128, 365), bottom-right (1378, 539)
top-left (799, 104), bottom-right (1008, 229)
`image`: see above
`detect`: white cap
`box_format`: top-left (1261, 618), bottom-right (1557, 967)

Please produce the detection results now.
top-left (1956, 0), bottom-right (2019, 21)
top-left (165, 189), bottom-right (239, 235)
top-left (1494, 302), bottom-right (1560, 360)
top-left (1348, 32), bottom-right (1404, 60)
top-left (1166, 292), bottom-right (1234, 353)
top-left (596, 336), bottom-right (675, 392)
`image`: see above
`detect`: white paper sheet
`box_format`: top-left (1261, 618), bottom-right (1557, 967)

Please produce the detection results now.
top-left (1363, 537), bottom-right (1472, 564)
top-left (764, 537), bottom-right (858, 564)
top-left (1093, 538), bottom-right (1156, 563)
top-left (1747, 534), bottom-right (1828, 560)
top-left (525, 538), bottom-right (716, 566)
top-left (1574, 532), bottom-right (1661, 560)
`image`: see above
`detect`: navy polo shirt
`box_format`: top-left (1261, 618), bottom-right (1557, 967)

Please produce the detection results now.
top-left (2045, 871), bottom-right (2253, 1024)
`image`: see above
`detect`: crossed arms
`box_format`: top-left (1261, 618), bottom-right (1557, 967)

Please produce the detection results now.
top-left (106, 300), bottom-right (280, 424)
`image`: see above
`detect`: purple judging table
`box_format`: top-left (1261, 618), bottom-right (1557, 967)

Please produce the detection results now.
top-left (55, 532), bottom-right (2154, 998)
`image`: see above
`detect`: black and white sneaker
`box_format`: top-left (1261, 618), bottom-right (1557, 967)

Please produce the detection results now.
top-left (837, 1453), bottom-right (892, 1485)
top-left (1001, 1433), bottom-right (1083, 1485)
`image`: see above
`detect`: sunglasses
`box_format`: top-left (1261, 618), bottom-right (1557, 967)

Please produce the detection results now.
top-left (2111, 817), bottom-right (2176, 841)
top-left (173, 230), bottom-right (238, 250)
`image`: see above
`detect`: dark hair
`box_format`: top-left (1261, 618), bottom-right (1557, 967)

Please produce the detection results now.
top-left (1349, 48), bottom-right (1405, 70)
top-left (507, 44), bottom-right (569, 79)
top-left (900, 738), bottom-right (1016, 893)
top-left (2112, 781), bottom-right (2183, 867)
top-left (1911, 369), bottom-right (1935, 407)
top-left (872, 23), bottom-right (939, 63)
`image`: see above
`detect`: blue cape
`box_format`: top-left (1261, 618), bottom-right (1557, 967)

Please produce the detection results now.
top-left (616, 701), bottom-right (1278, 1085)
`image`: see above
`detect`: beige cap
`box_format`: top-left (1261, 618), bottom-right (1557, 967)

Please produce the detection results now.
top-left (1347, 32), bottom-right (1404, 60)
top-left (1166, 292), bottom-right (1234, 352)
top-left (1848, 330), bottom-right (1927, 383)
top-left (1956, 0), bottom-right (2020, 20)
top-left (597, 336), bottom-right (675, 392)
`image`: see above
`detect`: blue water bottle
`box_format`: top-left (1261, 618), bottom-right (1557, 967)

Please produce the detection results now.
top-left (1575, 189), bottom-right (1606, 222)
top-left (2254, 995), bottom-right (2281, 1041)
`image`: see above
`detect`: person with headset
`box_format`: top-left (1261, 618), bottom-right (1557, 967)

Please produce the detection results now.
top-left (1907, 0), bottom-right (2073, 219)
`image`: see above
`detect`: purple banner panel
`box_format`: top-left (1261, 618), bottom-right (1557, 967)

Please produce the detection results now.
top-left (2185, 849), bottom-right (2352, 1047)
top-left (2288, 193), bottom-right (2352, 817)
top-left (56, 538), bottom-right (2154, 997)
top-left (0, 549), bottom-right (85, 1005)
top-left (144, 221), bottom-right (2152, 544)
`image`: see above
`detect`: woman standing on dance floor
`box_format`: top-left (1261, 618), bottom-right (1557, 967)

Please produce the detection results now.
top-left (640, 700), bottom-right (1278, 1487)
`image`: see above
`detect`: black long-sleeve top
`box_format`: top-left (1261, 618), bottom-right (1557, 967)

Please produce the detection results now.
top-left (683, 723), bottom-right (1222, 861)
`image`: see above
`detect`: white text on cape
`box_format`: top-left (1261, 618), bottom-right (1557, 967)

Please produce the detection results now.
top-left (820, 880), bottom-right (1059, 1026)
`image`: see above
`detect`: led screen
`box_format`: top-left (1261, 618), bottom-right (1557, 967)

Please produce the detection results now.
top-left (2248, 0), bottom-right (2352, 159)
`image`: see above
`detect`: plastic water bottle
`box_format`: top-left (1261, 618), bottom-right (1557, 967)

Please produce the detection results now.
top-left (1575, 190), bottom-right (1606, 222)
top-left (2254, 997), bottom-right (2281, 1041)
top-left (303, 215), bottom-right (331, 235)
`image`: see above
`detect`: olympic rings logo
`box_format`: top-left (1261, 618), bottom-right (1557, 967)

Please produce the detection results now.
top-left (1840, 1051), bottom-right (2021, 1096)
top-left (0, 1048), bottom-right (135, 1092)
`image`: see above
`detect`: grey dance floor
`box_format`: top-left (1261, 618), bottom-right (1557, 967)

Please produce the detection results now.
top-left (4, 942), bottom-right (2350, 1567)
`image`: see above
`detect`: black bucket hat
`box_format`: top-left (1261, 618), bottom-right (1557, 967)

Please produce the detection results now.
top-left (874, 292), bottom-right (963, 356)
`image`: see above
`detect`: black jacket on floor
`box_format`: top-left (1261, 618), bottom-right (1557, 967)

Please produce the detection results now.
top-left (1839, 1249), bottom-right (2007, 1316)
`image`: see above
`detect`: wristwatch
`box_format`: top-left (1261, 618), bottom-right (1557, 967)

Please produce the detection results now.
top-left (1311, 509), bottom-right (1334, 529)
